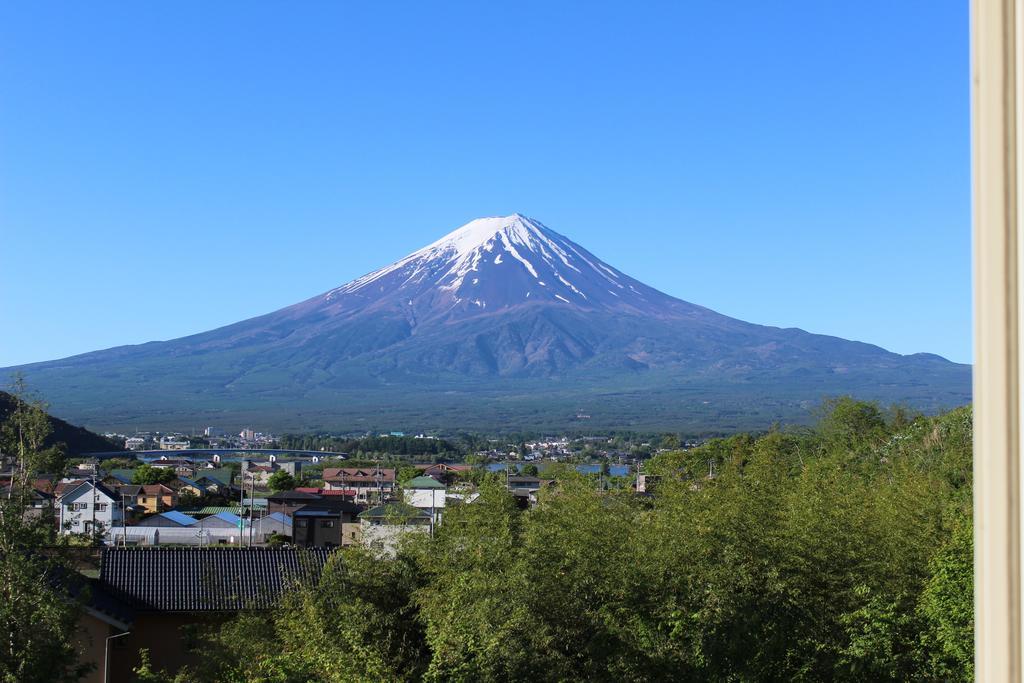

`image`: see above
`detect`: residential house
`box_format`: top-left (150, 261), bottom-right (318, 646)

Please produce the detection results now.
top-left (292, 500), bottom-right (365, 548)
top-left (172, 476), bottom-right (208, 497)
top-left (414, 463), bottom-right (473, 484)
top-left (58, 481), bottom-right (124, 537)
top-left (403, 475), bottom-right (445, 525)
top-left (112, 485), bottom-right (144, 520)
top-left (75, 547), bottom-right (331, 682)
top-left (506, 476), bottom-right (553, 508)
top-left (240, 461), bottom-right (275, 485)
top-left (148, 457), bottom-right (195, 477)
top-left (64, 461), bottom-right (100, 480)
top-left (135, 484), bottom-right (178, 514)
top-left (358, 501), bottom-right (430, 555)
top-left (193, 473), bottom-right (231, 495)
top-left (101, 470), bottom-right (133, 488)
top-left (321, 467), bottom-right (396, 502)
top-left (267, 490), bottom-right (322, 517)
top-left (0, 485), bottom-right (54, 520)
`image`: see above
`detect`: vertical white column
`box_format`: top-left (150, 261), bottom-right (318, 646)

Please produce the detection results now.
top-left (974, 0), bottom-right (1022, 678)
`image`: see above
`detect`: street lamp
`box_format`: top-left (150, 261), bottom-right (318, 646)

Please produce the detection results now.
top-left (104, 631), bottom-right (131, 683)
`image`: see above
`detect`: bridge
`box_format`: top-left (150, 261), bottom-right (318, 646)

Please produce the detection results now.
top-left (82, 448), bottom-right (349, 461)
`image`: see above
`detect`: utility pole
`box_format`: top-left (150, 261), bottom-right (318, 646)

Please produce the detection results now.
top-left (238, 472), bottom-right (245, 548)
top-left (248, 474), bottom-right (254, 547)
top-left (91, 472), bottom-right (97, 541)
top-left (121, 490), bottom-right (128, 547)
top-left (375, 461), bottom-right (382, 504)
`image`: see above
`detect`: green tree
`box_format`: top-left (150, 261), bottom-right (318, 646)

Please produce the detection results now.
top-left (101, 457), bottom-right (139, 471)
top-left (395, 464), bottom-right (421, 485)
top-left (0, 377), bottom-right (91, 683)
top-left (919, 512), bottom-right (974, 680)
top-left (191, 400), bottom-right (974, 682)
top-left (131, 463), bottom-right (176, 486)
top-left (413, 480), bottom-right (534, 681)
top-left (267, 470), bottom-right (297, 492)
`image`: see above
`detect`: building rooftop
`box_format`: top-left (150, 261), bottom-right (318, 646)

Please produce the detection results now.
top-left (145, 510), bottom-right (198, 526)
top-left (267, 490), bottom-right (321, 502)
top-left (206, 511), bottom-right (242, 526)
top-left (177, 505), bottom-right (244, 516)
top-left (98, 547), bottom-right (331, 611)
top-left (359, 501), bottom-right (430, 521)
top-left (404, 475), bottom-right (446, 489)
top-left (322, 467), bottom-right (396, 482)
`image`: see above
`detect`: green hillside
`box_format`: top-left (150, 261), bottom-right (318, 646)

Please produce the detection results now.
top-left (0, 390), bottom-right (124, 456)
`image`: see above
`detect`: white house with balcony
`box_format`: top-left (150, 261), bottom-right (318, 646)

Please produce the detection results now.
top-left (58, 481), bottom-right (123, 538)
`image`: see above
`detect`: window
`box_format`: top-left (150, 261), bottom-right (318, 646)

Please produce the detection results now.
top-left (321, 520), bottom-right (335, 528)
top-left (96, 503), bottom-right (108, 512)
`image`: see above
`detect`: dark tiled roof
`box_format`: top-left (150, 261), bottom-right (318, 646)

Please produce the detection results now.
top-left (267, 490), bottom-right (321, 502)
top-left (99, 547), bottom-right (331, 612)
top-left (86, 579), bottom-right (137, 628)
top-left (58, 480), bottom-right (120, 501)
top-left (294, 499), bottom-right (364, 515)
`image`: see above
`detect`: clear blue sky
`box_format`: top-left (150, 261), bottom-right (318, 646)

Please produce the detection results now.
top-left (0, 2), bottom-right (970, 367)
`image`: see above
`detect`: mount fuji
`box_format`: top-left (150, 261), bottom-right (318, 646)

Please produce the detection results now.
top-left (6, 214), bottom-right (971, 433)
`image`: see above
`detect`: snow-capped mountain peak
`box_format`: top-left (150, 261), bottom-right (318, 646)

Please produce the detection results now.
top-left (9, 213), bottom-right (970, 430)
top-left (322, 214), bottom-right (668, 319)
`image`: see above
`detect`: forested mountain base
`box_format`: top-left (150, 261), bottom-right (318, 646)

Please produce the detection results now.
top-left (148, 399), bottom-right (973, 683)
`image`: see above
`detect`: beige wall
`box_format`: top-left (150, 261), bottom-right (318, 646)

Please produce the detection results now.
top-left (74, 614), bottom-right (112, 683)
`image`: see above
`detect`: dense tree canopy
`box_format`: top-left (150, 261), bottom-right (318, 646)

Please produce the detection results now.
top-left (267, 470), bottom-right (296, 492)
top-left (173, 398), bottom-right (973, 682)
top-left (131, 464), bottom-right (176, 486)
top-left (0, 379), bottom-right (89, 683)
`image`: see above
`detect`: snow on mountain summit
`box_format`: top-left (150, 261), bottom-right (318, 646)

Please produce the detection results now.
top-left (322, 214), bottom-right (676, 319)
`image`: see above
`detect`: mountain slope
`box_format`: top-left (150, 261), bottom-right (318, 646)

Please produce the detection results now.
top-left (0, 391), bottom-right (124, 455)
top-left (3, 214), bottom-right (971, 432)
